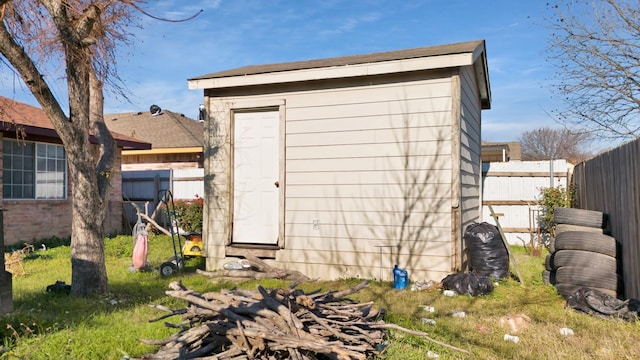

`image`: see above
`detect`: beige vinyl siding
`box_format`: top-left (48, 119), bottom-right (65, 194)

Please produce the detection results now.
top-left (458, 65), bottom-right (482, 235)
top-left (278, 74), bottom-right (454, 281)
top-left (285, 208), bottom-right (453, 229)
top-left (287, 155), bottom-right (451, 172)
top-left (285, 194), bottom-right (452, 214)
top-left (283, 223), bottom-right (452, 247)
top-left (286, 169), bottom-right (451, 184)
top-left (285, 182), bottom-right (452, 198)
top-left (203, 104), bottom-right (232, 256)
top-left (275, 248), bottom-right (454, 281)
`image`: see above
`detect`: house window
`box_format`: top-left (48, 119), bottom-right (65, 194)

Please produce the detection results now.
top-left (2, 139), bottom-right (67, 199)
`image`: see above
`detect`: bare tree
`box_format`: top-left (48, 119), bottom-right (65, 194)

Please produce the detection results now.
top-left (520, 127), bottom-right (592, 163)
top-left (0, 0), bottom-right (140, 296)
top-left (546, 0), bottom-right (640, 141)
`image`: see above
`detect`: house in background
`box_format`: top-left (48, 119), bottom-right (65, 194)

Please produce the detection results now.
top-left (0, 96), bottom-right (150, 246)
top-left (105, 107), bottom-right (204, 171)
top-left (481, 141), bottom-right (521, 163)
top-left (189, 40), bottom-right (491, 282)
top-left (105, 108), bottom-right (205, 227)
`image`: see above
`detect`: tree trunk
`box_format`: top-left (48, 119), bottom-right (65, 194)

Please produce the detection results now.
top-left (63, 39), bottom-right (109, 296)
top-left (0, 14), bottom-right (109, 296)
top-left (68, 159), bottom-right (109, 296)
top-left (65, 71), bottom-right (114, 296)
top-left (1, 0), bottom-right (135, 297)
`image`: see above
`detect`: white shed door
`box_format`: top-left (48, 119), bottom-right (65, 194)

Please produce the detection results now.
top-left (232, 111), bottom-right (280, 245)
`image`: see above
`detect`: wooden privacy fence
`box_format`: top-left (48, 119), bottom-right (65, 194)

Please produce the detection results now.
top-left (572, 138), bottom-right (640, 299)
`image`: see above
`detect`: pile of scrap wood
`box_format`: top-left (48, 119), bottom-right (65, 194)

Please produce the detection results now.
top-left (139, 281), bottom-right (468, 359)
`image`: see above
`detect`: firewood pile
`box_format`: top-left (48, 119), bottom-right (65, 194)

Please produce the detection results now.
top-left (139, 281), bottom-right (469, 359)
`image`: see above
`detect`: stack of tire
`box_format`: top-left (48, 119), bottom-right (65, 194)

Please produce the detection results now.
top-left (543, 207), bottom-right (619, 299)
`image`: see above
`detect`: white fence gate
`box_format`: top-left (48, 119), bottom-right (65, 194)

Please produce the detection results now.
top-left (481, 160), bottom-right (573, 245)
top-left (122, 168), bottom-right (204, 230)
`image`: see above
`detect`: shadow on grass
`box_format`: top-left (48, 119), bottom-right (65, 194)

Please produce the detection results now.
top-left (0, 236), bottom-right (211, 341)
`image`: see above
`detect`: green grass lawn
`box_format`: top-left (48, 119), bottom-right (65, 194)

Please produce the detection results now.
top-left (1, 235), bottom-right (639, 359)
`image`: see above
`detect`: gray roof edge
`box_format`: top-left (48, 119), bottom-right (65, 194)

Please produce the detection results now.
top-left (189, 40), bottom-right (485, 81)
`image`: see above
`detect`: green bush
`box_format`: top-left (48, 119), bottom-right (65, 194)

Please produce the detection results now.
top-left (170, 196), bottom-right (203, 233)
top-left (538, 185), bottom-right (574, 233)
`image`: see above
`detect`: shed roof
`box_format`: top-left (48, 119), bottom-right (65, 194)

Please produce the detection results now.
top-left (104, 110), bottom-right (204, 150)
top-left (0, 96), bottom-right (150, 150)
top-left (189, 40), bottom-right (491, 109)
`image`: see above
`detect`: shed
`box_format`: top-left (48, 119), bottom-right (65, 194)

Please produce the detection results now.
top-left (188, 40), bottom-right (491, 282)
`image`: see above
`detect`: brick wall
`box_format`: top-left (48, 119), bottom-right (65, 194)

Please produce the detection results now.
top-left (1, 141), bottom-right (124, 246)
top-left (3, 199), bottom-right (72, 245)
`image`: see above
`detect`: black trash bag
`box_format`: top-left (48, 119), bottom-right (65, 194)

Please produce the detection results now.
top-left (441, 272), bottom-right (494, 296)
top-left (464, 222), bottom-right (510, 280)
top-left (566, 287), bottom-right (640, 321)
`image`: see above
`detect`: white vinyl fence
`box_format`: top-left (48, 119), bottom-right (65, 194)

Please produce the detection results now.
top-left (122, 168), bottom-right (204, 230)
top-left (481, 160), bottom-right (573, 246)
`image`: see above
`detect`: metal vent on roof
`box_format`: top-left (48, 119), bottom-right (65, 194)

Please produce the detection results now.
top-left (150, 104), bottom-right (162, 116)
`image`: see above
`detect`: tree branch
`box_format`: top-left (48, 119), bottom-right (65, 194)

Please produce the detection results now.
top-left (89, 69), bottom-right (116, 200)
top-left (0, 20), bottom-right (71, 133)
top-left (74, 3), bottom-right (103, 40)
top-left (545, 1), bottom-right (640, 140)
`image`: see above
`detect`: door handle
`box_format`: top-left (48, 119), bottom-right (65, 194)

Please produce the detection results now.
top-left (274, 181), bottom-right (280, 188)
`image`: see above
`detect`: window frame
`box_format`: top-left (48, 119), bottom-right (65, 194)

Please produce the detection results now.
top-left (3, 139), bottom-right (68, 200)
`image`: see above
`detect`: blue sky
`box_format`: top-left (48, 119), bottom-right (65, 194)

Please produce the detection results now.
top-left (1, 0), bottom-right (558, 143)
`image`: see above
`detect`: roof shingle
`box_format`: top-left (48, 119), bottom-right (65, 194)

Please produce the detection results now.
top-left (104, 110), bottom-right (204, 149)
top-left (0, 96), bottom-right (150, 150)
